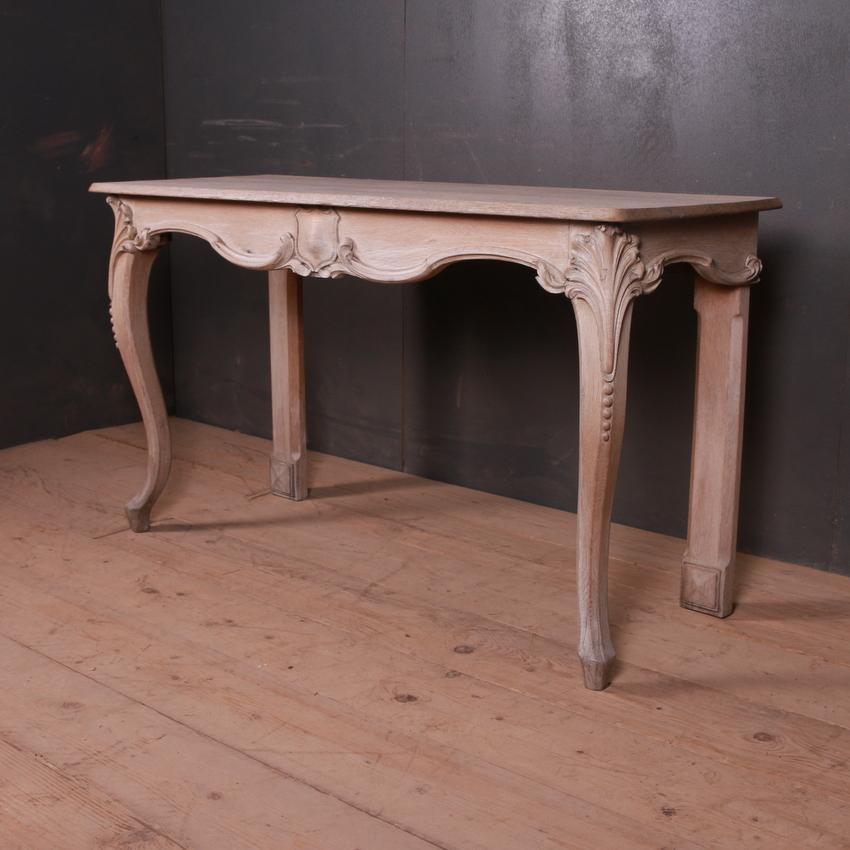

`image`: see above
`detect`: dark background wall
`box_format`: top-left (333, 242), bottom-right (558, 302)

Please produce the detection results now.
top-left (0, 0), bottom-right (173, 448)
top-left (5, 2), bottom-right (849, 575)
top-left (161, 0), bottom-right (850, 574)
top-left (163, 2), bottom-right (407, 468)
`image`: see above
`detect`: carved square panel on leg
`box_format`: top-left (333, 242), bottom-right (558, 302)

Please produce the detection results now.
top-left (680, 560), bottom-right (733, 617)
top-left (270, 456), bottom-right (308, 501)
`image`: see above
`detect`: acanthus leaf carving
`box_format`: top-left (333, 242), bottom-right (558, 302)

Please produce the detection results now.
top-left (107, 197), bottom-right (165, 299)
top-left (556, 225), bottom-right (659, 442)
top-left (108, 196), bottom-right (162, 255)
top-left (563, 225), bottom-right (657, 381)
top-left (107, 197), bottom-right (167, 347)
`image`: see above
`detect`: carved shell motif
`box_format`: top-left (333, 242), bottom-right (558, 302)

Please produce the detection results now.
top-left (288, 208), bottom-right (356, 278)
top-left (561, 225), bottom-right (662, 442)
top-left (564, 225), bottom-right (661, 380)
top-left (108, 197), bottom-right (162, 255)
top-left (107, 197), bottom-right (165, 300)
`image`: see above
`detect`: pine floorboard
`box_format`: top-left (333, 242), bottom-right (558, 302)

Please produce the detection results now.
top-left (0, 418), bottom-right (848, 849)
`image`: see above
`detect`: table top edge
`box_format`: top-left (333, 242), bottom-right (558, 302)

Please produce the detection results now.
top-left (89, 177), bottom-right (782, 222)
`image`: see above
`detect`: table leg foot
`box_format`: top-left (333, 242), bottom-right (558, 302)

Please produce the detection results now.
top-left (270, 456), bottom-right (308, 500)
top-left (579, 654), bottom-right (614, 691)
top-left (125, 504), bottom-right (152, 533)
top-left (681, 560), bottom-right (734, 617)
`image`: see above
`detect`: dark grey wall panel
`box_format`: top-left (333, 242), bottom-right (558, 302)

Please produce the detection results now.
top-left (0, 0), bottom-right (170, 448)
top-left (403, 262), bottom-right (581, 508)
top-left (162, 0), bottom-right (406, 467)
top-left (403, 0), bottom-right (850, 572)
top-left (161, 1), bottom-right (850, 575)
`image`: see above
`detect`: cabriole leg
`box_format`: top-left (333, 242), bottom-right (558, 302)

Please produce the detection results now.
top-left (572, 297), bottom-right (634, 690)
top-left (108, 224), bottom-right (168, 533)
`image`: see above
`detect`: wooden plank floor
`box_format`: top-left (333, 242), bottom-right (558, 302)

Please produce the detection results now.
top-left (0, 418), bottom-right (848, 850)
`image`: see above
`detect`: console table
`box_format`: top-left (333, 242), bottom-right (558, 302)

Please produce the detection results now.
top-left (89, 175), bottom-right (781, 690)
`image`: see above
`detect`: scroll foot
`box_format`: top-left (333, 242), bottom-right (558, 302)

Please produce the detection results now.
top-left (579, 654), bottom-right (615, 691)
top-left (126, 504), bottom-right (152, 533)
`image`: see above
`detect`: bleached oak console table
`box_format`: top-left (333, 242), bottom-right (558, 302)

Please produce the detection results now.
top-left (90, 175), bottom-right (781, 691)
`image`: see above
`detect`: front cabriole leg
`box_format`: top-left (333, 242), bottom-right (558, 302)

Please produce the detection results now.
top-left (560, 225), bottom-right (663, 690)
top-left (107, 197), bottom-right (169, 532)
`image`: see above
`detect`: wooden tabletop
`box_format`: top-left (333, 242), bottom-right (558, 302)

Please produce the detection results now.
top-left (90, 175), bottom-right (781, 223)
